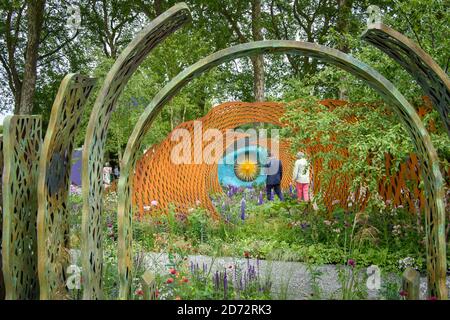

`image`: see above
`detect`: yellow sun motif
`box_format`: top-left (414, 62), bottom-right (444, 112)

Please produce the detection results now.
top-left (234, 159), bottom-right (260, 182)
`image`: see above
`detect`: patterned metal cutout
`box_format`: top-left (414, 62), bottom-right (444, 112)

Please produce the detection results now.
top-left (80, 3), bottom-right (191, 299)
top-left (37, 74), bottom-right (96, 300)
top-left (2, 116), bottom-right (42, 300)
top-left (0, 136), bottom-right (4, 300)
top-left (118, 40), bottom-right (447, 299)
top-left (362, 23), bottom-right (450, 136)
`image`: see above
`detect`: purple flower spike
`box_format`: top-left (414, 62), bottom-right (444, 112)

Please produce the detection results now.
top-left (258, 191), bottom-right (264, 205)
top-left (240, 198), bottom-right (246, 220)
top-left (223, 271), bottom-right (228, 299)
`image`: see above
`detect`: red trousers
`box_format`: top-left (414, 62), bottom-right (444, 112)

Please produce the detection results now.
top-left (296, 182), bottom-right (309, 201)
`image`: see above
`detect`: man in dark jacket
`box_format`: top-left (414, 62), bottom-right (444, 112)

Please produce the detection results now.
top-left (263, 152), bottom-right (284, 201)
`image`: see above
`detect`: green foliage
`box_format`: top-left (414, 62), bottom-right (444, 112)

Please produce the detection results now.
top-left (281, 97), bottom-right (449, 210)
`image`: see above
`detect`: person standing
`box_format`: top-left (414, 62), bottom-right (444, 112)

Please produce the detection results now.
top-left (103, 162), bottom-right (112, 187)
top-left (113, 165), bottom-right (120, 180)
top-left (292, 152), bottom-right (310, 201)
top-left (263, 151), bottom-right (284, 201)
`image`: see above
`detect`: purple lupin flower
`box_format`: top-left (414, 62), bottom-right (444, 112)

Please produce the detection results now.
top-left (214, 271), bottom-right (219, 291)
top-left (271, 189), bottom-right (274, 201)
top-left (257, 258), bottom-right (260, 278)
top-left (240, 197), bottom-right (246, 220)
top-left (289, 184), bottom-right (293, 197)
top-left (258, 191), bottom-right (264, 205)
top-left (239, 275), bottom-right (243, 291)
top-left (223, 270), bottom-right (228, 299)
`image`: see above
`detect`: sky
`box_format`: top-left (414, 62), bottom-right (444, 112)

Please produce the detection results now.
top-left (0, 111), bottom-right (13, 125)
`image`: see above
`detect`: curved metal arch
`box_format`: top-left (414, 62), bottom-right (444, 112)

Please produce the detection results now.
top-left (80, 3), bottom-right (191, 299)
top-left (2, 115), bottom-right (42, 299)
top-left (37, 73), bottom-right (96, 300)
top-left (117, 40), bottom-right (447, 299)
top-left (362, 23), bottom-right (450, 136)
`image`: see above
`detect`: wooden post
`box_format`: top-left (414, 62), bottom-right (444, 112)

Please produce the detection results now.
top-left (402, 267), bottom-right (420, 300)
top-left (141, 270), bottom-right (157, 300)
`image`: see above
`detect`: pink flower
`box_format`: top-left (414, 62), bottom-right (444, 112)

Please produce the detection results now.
top-left (166, 278), bottom-right (174, 284)
top-left (399, 290), bottom-right (408, 297)
top-left (347, 259), bottom-right (355, 268)
top-left (135, 289), bottom-right (144, 296)
top-left (427, 296), bottom-right (438, 300)
top-left (151, 200), bottom-right (158, 206)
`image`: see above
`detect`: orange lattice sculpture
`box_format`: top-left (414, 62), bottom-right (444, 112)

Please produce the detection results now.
top-left (133, 102), bottom-right (294, 217)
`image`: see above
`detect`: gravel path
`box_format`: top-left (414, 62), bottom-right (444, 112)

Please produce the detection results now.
top-left (142, 252), bottom-right (450, 300)
top-left (69, 250), bottom-right (449, 299)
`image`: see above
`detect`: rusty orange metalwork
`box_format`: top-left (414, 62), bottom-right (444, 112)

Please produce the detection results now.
top-left (132, 102), bottom-right (294, 217)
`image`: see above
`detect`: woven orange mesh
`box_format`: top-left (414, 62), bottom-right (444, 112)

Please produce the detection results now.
top-left (132, 102), bottom-right (293, 217)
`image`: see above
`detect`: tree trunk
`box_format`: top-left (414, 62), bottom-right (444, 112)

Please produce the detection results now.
top-left (251, 0), bottom-right (265, 102)
top-left (336, 0), bottom-right (352, 101)
top-left (18, 0), bottom-right (46, 114)
top-left (154, 0), bottom-right (164, 16)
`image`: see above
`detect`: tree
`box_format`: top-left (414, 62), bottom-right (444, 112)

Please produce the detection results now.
top-left (80, 0), bottom-right (141, 59)
top-left (0, 0), bottom-right (84, 115)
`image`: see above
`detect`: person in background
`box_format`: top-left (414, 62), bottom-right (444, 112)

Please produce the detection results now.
top-left (103, 162), bottom-right (112, 187)
top-left (263, 151), bottom-right (284, 201)
top-left (114, 165), bottom-right (120, 180)
top-left (292, 152), bottom-right (310, 201)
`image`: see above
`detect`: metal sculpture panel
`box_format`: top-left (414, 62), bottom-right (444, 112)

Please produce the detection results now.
top-left (362, 23), bottom-right (450, 136)
top-left (2, 116), bottom-right (42, 299)
top-left (118, 40), bottom-right (446, 299)
top-left (80, 3), bottom-right (191, 299)
top-left (37, 74), bottom-right (96, 300)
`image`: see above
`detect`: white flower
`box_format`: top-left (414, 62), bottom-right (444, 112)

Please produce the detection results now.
top-left (312, 202), bottom-right (319, 211)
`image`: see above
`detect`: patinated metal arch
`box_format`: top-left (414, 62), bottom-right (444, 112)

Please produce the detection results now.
top-left (362, 23), bottom-right (450, 136)
top-left (37, 74), bottom-right (96, 300)
top-left (80, 3), bottom-right (191, 299)
top-left (117, 40), bottom-right (447, 299)
top-left (2, 115), bottom-right (42, 299)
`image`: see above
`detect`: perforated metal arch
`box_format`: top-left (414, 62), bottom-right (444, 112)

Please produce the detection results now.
top-left (117, 40), bottom-right (447, 299)
top-left (80, 3), bottom-right (191, 299)
top-left (362, 23), bottom-right (450, 136)
top-left (37, 74), bottom-right (96, 300)
top-left (2, 116), bottom-right (42, 300)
